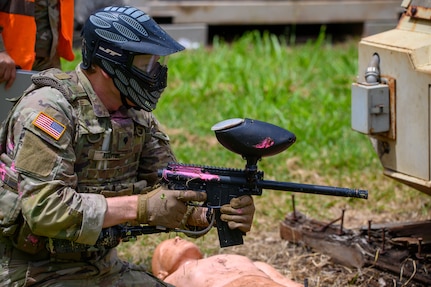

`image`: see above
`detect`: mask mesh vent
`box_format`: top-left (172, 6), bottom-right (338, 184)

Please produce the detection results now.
top-left (89, 15), bottom-right (111, 28)
top-left (147, 89), bottom-right (162, 102)
top-left (113, 22), bottom-right (140, 41)
top-left (119, 14), bottom-right (149, 36)
top-left (95, 29), bottom-right (127, 43)
top-left (130, 78), bottom-right (144, 95)
top-left (115, 69), bottom-right (129, 85)
top-left (127, 87), bottom-right (140, 103)
top-left (114, 78), bottom-right (128, 95)
top-left (101, 59), bottom-right (115, 75)
top-left (95, 12), bottom-right (119, 22)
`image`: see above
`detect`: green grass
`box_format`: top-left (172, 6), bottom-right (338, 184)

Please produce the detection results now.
top-left (155, 30), bottom-right (376, 177)
top-left (64, 29), bottom-right (431, 267)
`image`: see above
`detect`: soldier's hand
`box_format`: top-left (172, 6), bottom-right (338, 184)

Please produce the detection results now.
top-left (0, 51), bottom-right (16, 89)
top-left (186, 207), bottom-right (210, 227)
top-left (220, 195), bottom-right (255, 233)
top-left (137, 187), bottom-right (206, 228)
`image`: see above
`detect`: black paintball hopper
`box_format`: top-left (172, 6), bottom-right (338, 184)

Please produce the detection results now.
top-left (211, 118), bottom-right (296, 160)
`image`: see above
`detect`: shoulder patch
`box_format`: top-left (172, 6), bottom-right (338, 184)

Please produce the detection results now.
top-left (54, 72), bottom-right (71, 80)
top-left (32, 112), bottom-right (66, 140)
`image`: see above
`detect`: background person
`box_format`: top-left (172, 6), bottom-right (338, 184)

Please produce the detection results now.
top-left (0, 0), bottom-right (75, 89)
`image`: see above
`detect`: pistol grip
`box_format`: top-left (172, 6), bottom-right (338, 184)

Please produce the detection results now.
top-left (215, 209), bottom-right (244, 247)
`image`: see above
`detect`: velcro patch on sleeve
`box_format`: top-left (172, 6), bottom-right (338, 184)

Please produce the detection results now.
top-left (32, 112), bottom-right (66, 140)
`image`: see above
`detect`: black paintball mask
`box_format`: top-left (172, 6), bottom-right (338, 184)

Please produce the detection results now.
top-left (81, 6), bottom-right (185, 112)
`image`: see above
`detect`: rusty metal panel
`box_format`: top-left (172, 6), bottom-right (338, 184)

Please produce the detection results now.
top-left (356, 14), bottom-right (431, 191)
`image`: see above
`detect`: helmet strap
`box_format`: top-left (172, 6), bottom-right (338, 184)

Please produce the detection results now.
top-left (120, 94), bottom-right (136, 110)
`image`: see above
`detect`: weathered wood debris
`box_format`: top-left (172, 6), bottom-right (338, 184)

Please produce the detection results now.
top-left (280, 208), bottom-right (431, 285)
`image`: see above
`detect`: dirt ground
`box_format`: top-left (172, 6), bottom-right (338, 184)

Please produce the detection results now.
top-left (212, 185), bottom-right (431, 287)
top-left (220, 229), bottom-right (427, 287)
top-left (215, 199), bottom-right (431, 287)
top-left (119, 173), bottom-right (430, 287)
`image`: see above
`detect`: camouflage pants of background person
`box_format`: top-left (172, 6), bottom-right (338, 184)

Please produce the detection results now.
top-left (0, 242), bottom-right (173, 287)
top-left (32, 51), bottom-right (61, 71)
top-left (33, 0), bottom-right (62, 71)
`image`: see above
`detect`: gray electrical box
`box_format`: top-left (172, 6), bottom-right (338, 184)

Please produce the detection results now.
top-left (351, 83), bottom-right (390, 134)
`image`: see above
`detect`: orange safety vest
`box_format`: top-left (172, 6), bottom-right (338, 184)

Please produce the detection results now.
top-left (0, 0), bottom-right (74, 70)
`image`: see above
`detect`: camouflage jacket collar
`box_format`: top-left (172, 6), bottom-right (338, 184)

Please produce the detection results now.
top-left (75, 65), bottom-right (110, 118)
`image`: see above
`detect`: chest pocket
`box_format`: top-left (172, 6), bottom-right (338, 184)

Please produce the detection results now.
top-left (74, 102), bottom-right (147, 188)
top-left (112, 117), bottom-right (134, 152)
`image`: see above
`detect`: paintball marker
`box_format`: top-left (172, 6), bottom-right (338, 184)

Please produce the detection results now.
top-left (159, 118), bottom-right (368, 247)
top-left (48, 118), bottom-right (368, 254)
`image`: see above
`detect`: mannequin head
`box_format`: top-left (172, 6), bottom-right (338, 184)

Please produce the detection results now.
top-left (152, 236), bottom-right (203, 279)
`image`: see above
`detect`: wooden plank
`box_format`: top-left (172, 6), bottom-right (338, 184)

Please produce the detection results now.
top-left (129, 1), bottom-right (403, 25)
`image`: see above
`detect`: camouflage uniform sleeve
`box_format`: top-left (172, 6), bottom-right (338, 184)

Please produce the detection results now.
top-left (10, 87), bottom-right (106, 245)
top-left (137, 112), bottom-right (176, 187)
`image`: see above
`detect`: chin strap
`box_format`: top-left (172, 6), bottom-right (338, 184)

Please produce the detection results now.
top-left (120, 94), bottom-right (133, 109)
top-left (120, 94), bottom-right (144, 111)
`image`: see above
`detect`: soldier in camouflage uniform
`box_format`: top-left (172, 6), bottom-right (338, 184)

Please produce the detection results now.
top-left (0, 5), bottom-right (256, 287)
top-left (0, 0), bottom-right (75, 89)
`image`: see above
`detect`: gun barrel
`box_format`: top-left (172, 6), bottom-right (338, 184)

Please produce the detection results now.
top-left (160, 166), bottom-right (368, 199)
top-left (258, 179), bottom-right (368, 199)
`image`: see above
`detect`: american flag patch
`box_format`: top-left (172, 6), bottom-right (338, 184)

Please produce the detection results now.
top-left (32, 112), bottom-right (66, 140)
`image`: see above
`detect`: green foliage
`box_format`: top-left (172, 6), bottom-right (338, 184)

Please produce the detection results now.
top-left (61, 51), bottom-right (81, 71)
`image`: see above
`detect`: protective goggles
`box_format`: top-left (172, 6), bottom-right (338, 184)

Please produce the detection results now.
top-left (132, 54), bottom-right (167, 76)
